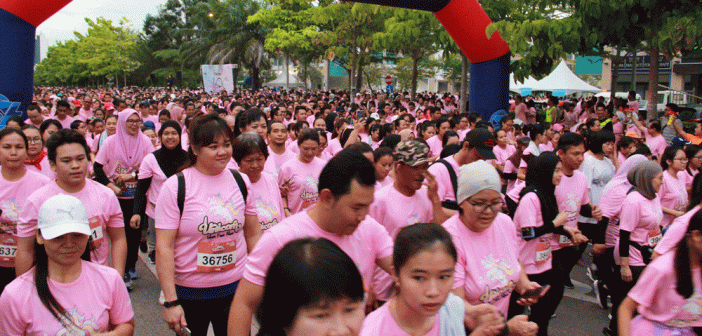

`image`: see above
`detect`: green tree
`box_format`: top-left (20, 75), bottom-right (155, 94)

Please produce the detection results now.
top-left (374, 8), bottom-right (444, 99)
top-left (391, 56), bottom-right (436, 93)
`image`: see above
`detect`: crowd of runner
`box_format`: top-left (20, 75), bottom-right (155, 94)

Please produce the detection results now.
top-left (0, 86), bottom-right (701, 336)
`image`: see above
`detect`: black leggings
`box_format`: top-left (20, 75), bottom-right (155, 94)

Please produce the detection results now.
top-left (507, 270), bottom-right (556, 336)
top-left (608, 265), bottom-right (645, 335)
top-left (118, 198), bottom-right (140, 275)
top-left (180, 293), bottom-right (235, 336)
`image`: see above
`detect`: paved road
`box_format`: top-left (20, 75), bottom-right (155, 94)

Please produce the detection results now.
top-left (130, 247), bottom-right (611, 336)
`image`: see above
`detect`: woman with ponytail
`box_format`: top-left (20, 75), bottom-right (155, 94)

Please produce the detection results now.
top-left (618, 208), bottom-right (702, 336)
top-left (0, 194), bottom-right (134, 335)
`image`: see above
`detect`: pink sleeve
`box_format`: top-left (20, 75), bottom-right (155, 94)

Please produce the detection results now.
top-left (243, 231), bottom-right (284, 286)
top-left (94, 137), bottom-right (111, 165)
top-left (105, 193), bottom-right (124, 228)
top-left (452, 241), bottom-right (467, 290)
top-left (17, 196), bottom-right (40, 237)
top-left (108, 269), bottom-right (135, 324)
top-left (138, 155), bottom-right (156, 179)
top-left (370, 221), bottom-right (393, 260)
top-left (154, 178), bottom-right (181, 230)
top-left (368, 199), bottom-right (386, 231)
top-left (278, 164), bottom-right (290, 186)
top-left (627, 262), bottom-right (664, 308)
top-left (619, 196), bottom-right (641, 232)
top-left (514, 193), bottom-right (540, 229)
top-left (0, 282), bottom-right (27, 334)
top-left (654, 218), bottom-right (687, 255)
top-left (243, 177), bottom-right (257, 216)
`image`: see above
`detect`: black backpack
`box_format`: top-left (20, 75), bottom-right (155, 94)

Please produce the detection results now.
top-left (176, 169), bottom-right (248, 218)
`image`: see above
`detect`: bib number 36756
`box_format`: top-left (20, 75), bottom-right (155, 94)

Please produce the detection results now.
top-left (197, 241), bottom-right (237, 273)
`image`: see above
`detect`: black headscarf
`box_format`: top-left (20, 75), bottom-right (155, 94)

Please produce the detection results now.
top-left (153, 120), bottom-right (188, 177)
top-left (520, 151), bottom-right (561, 226)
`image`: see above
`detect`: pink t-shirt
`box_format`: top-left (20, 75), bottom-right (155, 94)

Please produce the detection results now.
top-left (444, 213), bottom-right (521, 316)
top-left (137, 153), bottom-right (168, 218)
top-left (506, 158), bottom-right (528, 203)
top-left (645, 133), bottom-right (667, 159)
top-left (264, 146), bottom-right (297, 181)
top-left (552, 171), bottom-right (590, 251)
top-left (277, 157), bottom-right (326, 214)
top-left (369, 185), bottom-right (433, 239)
top-left (658, 171), bottom-right (689, 228)
top-left (682, 169), bottom-right (699, 189)
top-left (628, 252), bottom-right (702, 328)
top-left (515, 103), bottom-right (528, 123)
top-left (52, 115), bottom-right (74, 129)
top-left (427, 155), bottom-right (460, 202)
top-left (0, 261), bottom-right (134, 335)
top-left (614, 192), bottom-right (663, 266)
top-left (538, 142), bottom-right (554, 152)
top-left (426, 135), bottom-right (443, 158)
top-left (375, 175), bottom-right (394, 190)
top-left (599, 182), bottom-right (630, 248)
top-left (360, 299), bottom-right (440, 336)
top-left (655, 205), bottom-right (702, 256)
top-left (17, 180), bottom-right (124, 266)
top-left (154, 167), bottom-right (256, 288)
top-left (249, 172), bottom-right (285, 231)
top-left (0, 170), bottom-right (51, 268)
top-left (514, 193), bottom-right (553, 275)
top-left (25, 155), bottom-right (55, 181)
top-left (243, 211), bottom-right (393, 289)
top-left (492, 144), bottom-right (516, 166)
top-left (326, 138), bottom-right (343, 156)
top-left (503, 159), bottom-right (519, 196)
top-left (287, 141), bottom-right (300, 154)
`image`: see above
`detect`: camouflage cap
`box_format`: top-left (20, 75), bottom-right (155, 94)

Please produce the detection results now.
top-left (394, 139), bottom-right (430, 166)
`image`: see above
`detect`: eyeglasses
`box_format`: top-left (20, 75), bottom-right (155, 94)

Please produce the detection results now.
top-left (466, 199), bottom-right (504, 213)
top-left (693, 155), bottom-right (702, 160)
top-left (27, 137), bottom-right (42, 144)
top-left (126, 119), bottom-right (141, 124)
top-left (674, 158), bottom-right (689, 162)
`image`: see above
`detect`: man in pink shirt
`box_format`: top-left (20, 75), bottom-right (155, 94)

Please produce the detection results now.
top-left (228, 149), bottom-right (394, 336)
top-left (77, 95), bottom-right (94, 121)
top-left (514, 95), bottom-right (528, 123)
top-left (52, 100), bottom-right (75, 129)
top-left (24, 105), bottom-right (45, 128)
top-left (15, 129), bottom-right (127, 277)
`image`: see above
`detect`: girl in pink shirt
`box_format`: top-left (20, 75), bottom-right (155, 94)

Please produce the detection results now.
top-left (233, 132), bottom-right (286, 230)
top-left (683, 145), bottom-right (701, 190)
top-left (0, 129), bottom-right (51, 292)
top-left (21, 125), bottom-right (55, 180)
top-left (0, 195), bottom-right (134, 335)
top-left (618, 209), bottom-right (702, 336)
top-left (131, 120), bottom-right (188, 262)
top-left (610, 161), bottom-right (664, 336)
top-left (361, 223), bottom-right (507, 336)
top-left (278, 130), bottom-right (327, 214)
top-left (659, 147), bottom-right (690, 228)
top-left (257, 238), bottom-right (366, 336)
top-left (155, 114), bottom-right (262, 336)
top-left (513, 152), bottom-right (574, 335)
top-left (373, 146), bottom-right (394, 190)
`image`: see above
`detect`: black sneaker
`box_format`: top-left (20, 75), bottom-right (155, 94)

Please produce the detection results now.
top-left (148, 250), bottom-right (156, 264)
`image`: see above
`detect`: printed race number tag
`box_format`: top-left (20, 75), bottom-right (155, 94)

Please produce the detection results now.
top-left (0, 233), bottom-right (17, 263)
top-left (559, 234), bottom-right (575, 247)
top-left (648, 227), bottom-right (662, 247)
top-left (536, 236), bottom-right (552, 265)
top-left (89, 216), bottom-right (104, 249)
top-left (197, 241), bottom-right (237, 273)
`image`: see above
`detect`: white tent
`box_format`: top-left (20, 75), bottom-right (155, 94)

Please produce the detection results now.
top-left (510, 60), bottom-right (601, 95)
top-left (264, 72), bottom-right (305, 89)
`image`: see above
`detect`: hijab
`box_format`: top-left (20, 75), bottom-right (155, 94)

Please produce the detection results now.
top-left (627, 160), bottom-right (663, 200)
top-left (602, 154), bottom-right (648, 196)
top-left (520, 152), bottom-right (561, 226)
top-left (115, 109), bottom-right (153, 168)
top-left (153, 120), bottom-right (188, 177)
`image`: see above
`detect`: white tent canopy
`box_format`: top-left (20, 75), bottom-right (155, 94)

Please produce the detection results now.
top-left (510, 60), bottom-right (601, 95)
top-left (264, 73), bottom-right (305, 89)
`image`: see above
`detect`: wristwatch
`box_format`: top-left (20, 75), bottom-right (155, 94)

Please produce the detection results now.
top-left (132, 171), bottom-right (137, 179)
top-left (163, 299), bottom-right (180, 308)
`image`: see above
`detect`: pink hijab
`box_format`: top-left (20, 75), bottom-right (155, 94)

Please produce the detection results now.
top-left (170, 106), bottom-right (185, 127)
top-left (115, 109), bottom-right (153, 168)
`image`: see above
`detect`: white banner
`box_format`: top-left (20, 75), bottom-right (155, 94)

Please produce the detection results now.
top-left (201, 64), bottom-right (235, 94)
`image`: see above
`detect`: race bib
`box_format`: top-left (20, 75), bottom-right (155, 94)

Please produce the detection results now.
top-left (535, 237), bottom-right (552, 265)
top-left (197, 240), bottom-right (237, 273)
top-left (121, 182), bottom-right (138, 198)
top-left (89, 216), bottom-right (104, 249)
top-left (559, 234), bottom-right (575, 247)
top-left (648, 227), bottom-right (662, 247)
top-left (0, 233), bottom-right (17, 263)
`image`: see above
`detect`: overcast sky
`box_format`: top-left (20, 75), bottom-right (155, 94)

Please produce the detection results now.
top-left (36, 0), bottom-right (164, 59)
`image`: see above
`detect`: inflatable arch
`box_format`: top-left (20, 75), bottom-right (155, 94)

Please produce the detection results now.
top-left (0, 0), bottom-right (509, 121)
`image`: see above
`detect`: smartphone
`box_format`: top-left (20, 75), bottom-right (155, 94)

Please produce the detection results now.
top-left (520, 227), bottom-right (535, 240)
top-left (520, 285), bottom-right (550, 300)
top-left (356, 111), bottom-right (364, 120)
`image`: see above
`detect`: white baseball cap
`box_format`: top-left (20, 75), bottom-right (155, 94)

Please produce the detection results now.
top-left (38, 194), bottom-right (91, 240)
